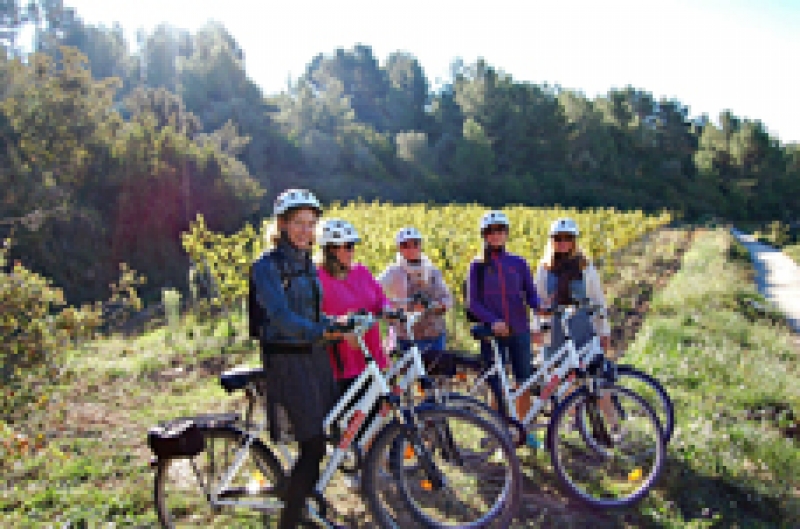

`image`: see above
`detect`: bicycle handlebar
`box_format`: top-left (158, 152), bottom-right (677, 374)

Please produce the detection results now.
top-left (326, 309), bottom-right (374, 334)
top-left (325, 300), bottom-right (445, 341)
top-left (537, 300), bottom-right (606, 317)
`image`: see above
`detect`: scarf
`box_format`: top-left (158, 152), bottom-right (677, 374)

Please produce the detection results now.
top-left (394, 252), bottom-right (434, 300)
top-left (550, 254), bottom-right (584, 306)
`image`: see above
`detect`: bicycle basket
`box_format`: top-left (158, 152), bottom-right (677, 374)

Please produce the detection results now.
top-left (147, 419), bottom-right (205, 458)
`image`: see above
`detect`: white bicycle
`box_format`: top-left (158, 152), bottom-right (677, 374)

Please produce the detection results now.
top-left (440, 302), bottom-right (666, 508)
top-left (150, 309), bottom-right (522, 528)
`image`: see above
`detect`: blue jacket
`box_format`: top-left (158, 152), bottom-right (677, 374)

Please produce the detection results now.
top-left (251, 240), bottom-right (330, 345)
top-left (468, 249), bottom-right (540, 335)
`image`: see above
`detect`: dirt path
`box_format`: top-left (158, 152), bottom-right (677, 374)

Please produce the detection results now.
top-left (731, 228), bottom-right (800, 333)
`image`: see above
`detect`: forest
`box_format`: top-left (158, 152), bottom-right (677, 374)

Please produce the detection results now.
top-left (1, 0), bottom-right (799, 304)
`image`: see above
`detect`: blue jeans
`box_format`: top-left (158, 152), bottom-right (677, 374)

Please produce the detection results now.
top-left (480, 332), bottom-right (532, 414)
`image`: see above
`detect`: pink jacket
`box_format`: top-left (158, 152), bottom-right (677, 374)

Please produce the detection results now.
top-left (318, 263), bottom-right (390, 379)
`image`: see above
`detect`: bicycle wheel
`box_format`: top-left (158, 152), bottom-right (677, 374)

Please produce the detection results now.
top-left (362, 407), bottom-right (522, 528)
top-left (548, 385), bottom-right (665, 509)
top-left (154, 426), bottom-right (285, 527)
top-left (614, 365), bottom-right (675, 443)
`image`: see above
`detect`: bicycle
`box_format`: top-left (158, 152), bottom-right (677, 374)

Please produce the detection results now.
top-left (441, 301), bottom-right (666, 508)
top-left (534, 302), bottom-right (675, 445)
top-left (150, 310), bottom-right (522, 528)
top-left (264, 302), bottom-right (508, 474)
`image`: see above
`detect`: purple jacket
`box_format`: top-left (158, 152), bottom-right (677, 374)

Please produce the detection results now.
top-left (468, 250), bottom-right (540, 335)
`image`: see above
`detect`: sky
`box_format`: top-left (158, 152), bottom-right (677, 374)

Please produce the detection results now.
top-left (56, 0), bottom-right (800, 143)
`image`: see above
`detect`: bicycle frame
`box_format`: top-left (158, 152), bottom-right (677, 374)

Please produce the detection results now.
top-left (466, 305), bottom-right (603, 429)
top-left (331, 311), bottom-right (434, 470)
top-left (205, 310), bottom-right (431, 522)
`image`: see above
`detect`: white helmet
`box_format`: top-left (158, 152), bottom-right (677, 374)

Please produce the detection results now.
top-left (274, 188), bottom-right (322, 217)
top-left (396, 226), bottom-right (423, 245)
top-left (479, 210), bottom-right (510, 232)
top-left (549, 217), bottom-right (580, 237)
top-left (319, 218), bottom-right (360, 246)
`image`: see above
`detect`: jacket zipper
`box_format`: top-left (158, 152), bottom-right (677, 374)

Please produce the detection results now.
top-left (496, 255), bottom-right (512, 334)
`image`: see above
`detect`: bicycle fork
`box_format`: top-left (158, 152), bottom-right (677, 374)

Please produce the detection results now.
top-left (398, 409), bottom-right (448, 490)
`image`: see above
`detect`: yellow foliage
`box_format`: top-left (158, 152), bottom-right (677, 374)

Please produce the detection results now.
top-left (181, 203), bottom-right (671, 310)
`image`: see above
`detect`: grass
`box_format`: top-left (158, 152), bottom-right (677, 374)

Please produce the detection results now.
top-left (1, 315), bottom-right (260, 527)
top-left (785, 244), bottom-right (800, 264)
top-left (619, 228), bottom-right (799, 528)
top-left (2, 227), bottom-right (798, 527)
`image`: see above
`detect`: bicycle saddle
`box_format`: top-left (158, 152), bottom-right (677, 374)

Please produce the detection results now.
top-left (219, 366), bottom-right (266, 393)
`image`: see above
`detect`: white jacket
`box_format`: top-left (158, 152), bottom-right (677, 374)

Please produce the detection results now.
top-left (531, 261), bottom-right (610, 336)
top-left (377, 253), bottom-right (453, 340)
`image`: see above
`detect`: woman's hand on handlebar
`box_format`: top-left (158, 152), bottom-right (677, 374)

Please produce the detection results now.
top-left (323, 329), bottom-right (343, 341)
top-left (409, 302), bottom-right (427, 313)
top-left (492, 321), bottom-right (510, 337)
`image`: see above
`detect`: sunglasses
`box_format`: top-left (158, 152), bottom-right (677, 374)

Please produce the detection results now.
top-left (330, 242), bottom-right (356, 251)
top-left (552, 235), bottom-right (575, 242)
top-left (483, 225), bottom-right (508, 235)
top-left (399, 240), bottom-right (421, 249)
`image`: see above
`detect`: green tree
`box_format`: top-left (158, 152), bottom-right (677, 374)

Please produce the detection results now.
top-left (304, 44), bottom-right (389, 130)
top-left (384, 52), bottom-right (428, 132)
top-left (452, 117), bottom-right (495, 183)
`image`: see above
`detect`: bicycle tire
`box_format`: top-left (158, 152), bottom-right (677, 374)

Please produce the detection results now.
top-left (362, 406), bottom-right (522, 528)
top-left (615, 365), bottom-right (675, 443)
top-left (154, 426), bottom-right (285, 527)
top-left (548, 385), bottom-right (665, 509)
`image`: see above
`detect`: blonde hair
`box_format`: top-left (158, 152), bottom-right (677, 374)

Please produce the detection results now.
top-left (539, 237), bottom-right (589, 270)
top-left (264, 218), bottom-right (281, 249)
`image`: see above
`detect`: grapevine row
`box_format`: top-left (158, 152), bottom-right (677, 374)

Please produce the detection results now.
top-left (182, 202), bottom-right (671, 312)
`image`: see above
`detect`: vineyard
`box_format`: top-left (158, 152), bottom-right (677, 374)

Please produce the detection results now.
top-left (182, 201), bottom-right (672, 317)
top-left (4, 207), bottom-right (799, 526)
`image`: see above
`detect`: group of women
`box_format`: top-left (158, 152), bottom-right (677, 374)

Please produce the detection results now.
top-left (251, 188), bottom-right (612, 528)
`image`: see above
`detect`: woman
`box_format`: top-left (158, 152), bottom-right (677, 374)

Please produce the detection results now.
top-left (531, 217), bottom-right (611, 351)
top-left (250, 188), bottom-right (347, 529)
top-left (467, 210), bottom-right (540, 420)
top-left (532, 218), bottom-right (618, 436)
top-left (316, 218), bottom-right (390, 394)
top-left (378, 226), bottom-right (453, 353)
